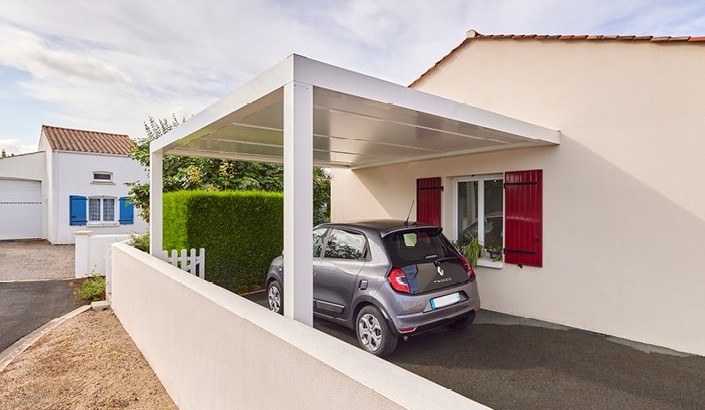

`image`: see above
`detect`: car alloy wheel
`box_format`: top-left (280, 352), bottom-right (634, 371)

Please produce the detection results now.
top-left (355, 305), bottom-right (397, 357)
top-left (267, 280), bottom-right (282, 314)
top-left (358, 313), bottom-right (383, 351)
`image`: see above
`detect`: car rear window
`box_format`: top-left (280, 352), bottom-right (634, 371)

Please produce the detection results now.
top-left (382, 229), bottom-right (458, 266)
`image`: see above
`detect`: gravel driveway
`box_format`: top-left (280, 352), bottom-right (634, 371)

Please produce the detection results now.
top-left (0, 240), bottom-right (74, 281)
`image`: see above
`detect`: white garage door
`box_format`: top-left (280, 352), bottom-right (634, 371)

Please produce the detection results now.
top-left (0, 179), bottom-right (42, 240)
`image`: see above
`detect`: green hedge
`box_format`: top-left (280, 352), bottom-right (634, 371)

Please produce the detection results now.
top-left (163, 190), bottom-right (283, 293)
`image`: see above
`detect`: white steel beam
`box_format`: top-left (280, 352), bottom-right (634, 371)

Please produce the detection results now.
top-left (149, 152), bottom-right (163, 256)
top-left (283, 81), bottom-right (313, 326)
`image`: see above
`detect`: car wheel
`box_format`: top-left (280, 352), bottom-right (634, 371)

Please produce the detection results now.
top-left (356, 305), bottom-right (397, 357)
top-left (449, 312), bottom-right (476, 329)
top-left (267, 280), bottom-right (283, 315)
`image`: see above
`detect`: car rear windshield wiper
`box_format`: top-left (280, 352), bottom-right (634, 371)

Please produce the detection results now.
top-left (432, 256), bottom-right (459, 265)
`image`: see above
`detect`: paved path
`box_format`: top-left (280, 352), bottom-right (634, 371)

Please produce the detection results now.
top-left (246, 292), bottom-right (705, 410)
top-left (0, 240), bottom-right (74, 281)
top-left (0, 280), bottom-right (88, 352)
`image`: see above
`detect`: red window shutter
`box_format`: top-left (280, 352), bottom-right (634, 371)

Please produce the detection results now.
top-left (416, 177), bottom-right (442, 226)
top-left (504, 170), bottom-right (542, 267)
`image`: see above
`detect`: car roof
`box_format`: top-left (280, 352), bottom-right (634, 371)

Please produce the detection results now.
top-left (318, 219), bottom-right (440, 237)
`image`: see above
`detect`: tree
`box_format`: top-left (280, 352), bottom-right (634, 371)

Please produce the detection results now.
top-left (127, 115), bottom-right (330, 224)
top-left (1, 149), bottom-right (6, 158)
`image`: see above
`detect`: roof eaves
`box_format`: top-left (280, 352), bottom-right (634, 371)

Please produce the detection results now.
top-left (409, 30), bottom-right (705, 87)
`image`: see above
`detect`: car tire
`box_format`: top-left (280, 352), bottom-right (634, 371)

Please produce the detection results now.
top-left (356, 305), bottom-right (397, 357)
top-left (449, 312), bottom-right (476, 329)
top-left (267, 280), bottom-right (283, 315)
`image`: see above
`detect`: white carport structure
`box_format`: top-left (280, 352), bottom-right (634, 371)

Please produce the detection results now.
top-left (149, 54), bottom-right (559, 326)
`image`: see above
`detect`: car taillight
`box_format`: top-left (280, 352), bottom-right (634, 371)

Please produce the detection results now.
top-left (460, 257), bottom-right (476, 282)
top-left (388, 268), bottom-right (410, 293)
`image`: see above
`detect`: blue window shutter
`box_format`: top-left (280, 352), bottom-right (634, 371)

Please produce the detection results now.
top-left (69, 196), bottom-right (87, 226)
top-left (119, 196), bottom-right (134, 225)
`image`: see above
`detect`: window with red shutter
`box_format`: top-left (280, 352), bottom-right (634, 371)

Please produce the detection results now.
top-left (416, 177), bottom-right (442, 226)
top-left (504, 170), bottom-right (543, 267)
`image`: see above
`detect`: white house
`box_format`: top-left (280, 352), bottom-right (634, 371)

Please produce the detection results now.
top-left (0, 125), bottom-right (148, 243)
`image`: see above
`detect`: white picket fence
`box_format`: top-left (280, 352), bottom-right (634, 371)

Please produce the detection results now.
top-left (162, 248), bottom-right (206, 279)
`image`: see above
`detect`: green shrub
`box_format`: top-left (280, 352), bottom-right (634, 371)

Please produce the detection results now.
top-left (163, 190), bottom-right (283, 293)
top-left (77, 275), bottom-right (106, 301)
top-left (129, 232), bottom-right (150, 252)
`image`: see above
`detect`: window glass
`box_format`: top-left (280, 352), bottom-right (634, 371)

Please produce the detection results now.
top-left (483, 178), bottom-right (504, 249)
top-left (457, 181), bottom-right (479, 242)
top-left (383, 229), bottom-right (456, 266)
top-left (456, 175), bottom-right (504, 263)
top-left (103, 198), bottom-right (115, 221)
top-left (93, 172), bottom-right (112, 181)
top-left (313, 228), bottom-right (327, 257)
top-left (87, 197), bottom-right (116, 223)
top-left (324, 229), bottom-right (366, 260)
top-left (88, 198), bottom-right (101, 221)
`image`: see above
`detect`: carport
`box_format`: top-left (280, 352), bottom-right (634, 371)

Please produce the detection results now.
top-left (149, 54), bottom-right (559, 325)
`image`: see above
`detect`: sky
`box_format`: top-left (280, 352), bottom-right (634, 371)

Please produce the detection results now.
top-left (1, 0), bottom-right (704, 154)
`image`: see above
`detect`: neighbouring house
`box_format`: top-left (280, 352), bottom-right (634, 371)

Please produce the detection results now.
top-left (330, 31), bottom-right (705, 355)
top-left (0, 125), bottom-right (148, 243)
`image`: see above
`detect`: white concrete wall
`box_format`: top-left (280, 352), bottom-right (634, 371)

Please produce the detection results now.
top-left (51, 151), bottom-right (147, 244)
top-left (110, 243), bottom-right (487, 410)
top-left (0, 151), bottom-right (45, 180)
top-left (74, 231), bottom-right (129, 295)
top-left (331, 39), bottom-right (705, 356)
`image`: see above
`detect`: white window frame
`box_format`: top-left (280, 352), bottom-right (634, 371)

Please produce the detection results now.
top-left (87, 196), bottom-right (118, 226)
top-left (453, 173), bottom-right (504, 268)
top-left (92, 171), bottom-right (114, 184)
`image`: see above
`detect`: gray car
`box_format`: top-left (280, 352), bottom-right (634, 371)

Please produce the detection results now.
top-left (265, 220), bottom-right (481, 357)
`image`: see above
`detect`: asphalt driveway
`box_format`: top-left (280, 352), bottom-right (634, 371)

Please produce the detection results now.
top-left (0, 280), bottom-right (87, 352)
top-left (246, 292), bottom-right (705, 410)
top-left (0, 240), bottom-right (82, 352)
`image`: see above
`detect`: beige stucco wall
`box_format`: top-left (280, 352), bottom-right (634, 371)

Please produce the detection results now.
top-left (331, 39), bottom-right (705, 356)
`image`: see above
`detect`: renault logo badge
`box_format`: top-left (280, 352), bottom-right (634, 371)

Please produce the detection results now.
top-left (437, 266), bottom-right (445, 276)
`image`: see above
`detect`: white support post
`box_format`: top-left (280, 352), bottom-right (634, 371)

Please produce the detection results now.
top-left (283, 81), bottom-right (314, 326)
top-left (150, 152), bottom-right (164, 256)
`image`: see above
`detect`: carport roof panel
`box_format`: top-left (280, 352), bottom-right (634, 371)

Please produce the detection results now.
top-left (152, 54), bottom-right (559, 169)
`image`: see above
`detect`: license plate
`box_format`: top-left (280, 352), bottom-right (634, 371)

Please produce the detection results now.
top-left (430, 292), bottom-right (461, 309)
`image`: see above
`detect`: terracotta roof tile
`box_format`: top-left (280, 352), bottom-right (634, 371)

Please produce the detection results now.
top-left (410, 30), bottom-right (705, 87)
top-left (42, 125), bottom-right (133, 155)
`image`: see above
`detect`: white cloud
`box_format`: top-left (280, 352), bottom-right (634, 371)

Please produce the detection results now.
top-left (0, 138), bottom-right (36, 155)
top-left (0, 25), bottom-right (132, 85)
top-left (0, 0), bottom-right (703, 146)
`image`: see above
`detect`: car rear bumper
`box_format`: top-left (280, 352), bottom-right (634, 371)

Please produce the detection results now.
top-left (384, 282), bottom-right (481, 335)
